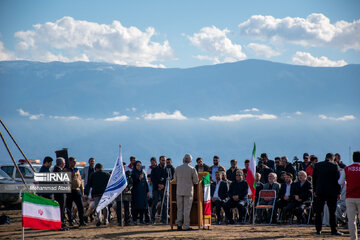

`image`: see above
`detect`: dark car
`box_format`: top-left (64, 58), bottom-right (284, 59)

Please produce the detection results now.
top-left (0, 169), bottom-right (23, 207)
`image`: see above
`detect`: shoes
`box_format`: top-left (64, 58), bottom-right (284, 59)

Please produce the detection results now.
top-left (68, 221), bottom-right (74, 227)
top-left (133, 221), bottom-right (137, 225)
top-left (177, 226), bottom-right (182, 231)
top-left (59, 227), bottom-right (69, 231)
top-left (140, 221), bottom-right (148, 225)
top-left (331, 231), bottom-right (343, 236)
top-left (117, 222), bottom-right (122, 226)
top-left (316, 231), bottom-right (321, 235)
top-left (228, 219), bottom-right (235, 225)
top-left (96, 221), bottom-right (101, 227)
top-left (183, 227), bottom-right (194, 231)
top-left (103, 221), bottom-right (109, 225)
top-left (216, 220), bottom-right (220, 225)
top-left (79, 222), bottom-right (87, 227)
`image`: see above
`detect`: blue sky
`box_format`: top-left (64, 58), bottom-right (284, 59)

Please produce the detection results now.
top-left (0, 0), bottom-right (359, 68)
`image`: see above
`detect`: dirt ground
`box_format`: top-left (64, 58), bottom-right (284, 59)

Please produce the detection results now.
top-left (0, 210), bottom-right (350, 240)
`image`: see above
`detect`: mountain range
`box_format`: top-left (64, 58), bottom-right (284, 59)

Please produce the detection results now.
top-left (0, 60), bottom-right (359, 169)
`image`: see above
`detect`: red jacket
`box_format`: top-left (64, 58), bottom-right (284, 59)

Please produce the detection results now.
top-left (345, 163), bottom-right (360, 198)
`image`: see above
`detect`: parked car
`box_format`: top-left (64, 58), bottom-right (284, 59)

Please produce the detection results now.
top-left (0, 159), bottom-right (41, 184)
top-left (0, 169), bottom-right (22, 207)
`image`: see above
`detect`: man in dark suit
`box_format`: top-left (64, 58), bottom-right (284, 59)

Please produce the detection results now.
top-left (225, 170), bottom-right (248, 224)
top-left (283, 171), bottom-right (312, 223)
top-left (211, 171), bottom-right (229, 224)
top-left (313, 153), bottom-right (342, 235)
top-left (275, 172), bottom-right (294, 222)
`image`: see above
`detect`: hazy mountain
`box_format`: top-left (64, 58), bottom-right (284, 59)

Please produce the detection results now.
top-left (0, 60), bottom-right (359, 169)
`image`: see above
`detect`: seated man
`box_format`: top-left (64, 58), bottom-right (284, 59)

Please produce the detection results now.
top-left (211, 171), bottom-right (229, 224)
top-left (225, 170), bottom-right (249, 224)
top-left (283, 171), bottom-right (312, 224)
top-left (276, 173), bottom-right (294, 222)
top-left (255, 173), bottom-right (263, 206)
top-left (258, 172), bottom-right (280, 223)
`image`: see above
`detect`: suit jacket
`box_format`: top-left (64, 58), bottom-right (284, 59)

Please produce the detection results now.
top-left (291, 180), bottom-right (312, 203)
top-left (279, 182), bottom-right (294, 200)
top-left (313, 160), bottom-right (340, 197)
top-left (211, 180), bottom-right (228, 201)
top-left (228, 180), bottom-right (248, 201)
top-left (174, 163), bottom-right (199, 196)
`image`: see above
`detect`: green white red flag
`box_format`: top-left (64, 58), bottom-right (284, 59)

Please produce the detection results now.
top-left (203, 173), bottom-right (211, 216)
top-left (246, 142), bottom-right (256, 201)
top-left (22, 192), bottom-right (61, 230)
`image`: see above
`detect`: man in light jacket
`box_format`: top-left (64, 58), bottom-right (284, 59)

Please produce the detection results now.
top-left (174, 154), bottom-right (199, 231)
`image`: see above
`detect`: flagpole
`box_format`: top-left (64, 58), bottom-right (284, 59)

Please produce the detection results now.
top-left (119, 144), bottom-right (124, 227)
top-left (22, 227), bottom-right (24, 240)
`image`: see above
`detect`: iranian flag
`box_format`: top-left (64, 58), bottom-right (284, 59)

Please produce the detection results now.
top-left (22, 192), bottom-right (61, 230)
top-left (246, 142), bottom-right (256, 201)
top-left (203, 173), bottom-right (211, 216)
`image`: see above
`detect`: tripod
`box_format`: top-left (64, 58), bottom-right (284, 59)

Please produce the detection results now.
top-left (159, 168), bottom-right (172, 224)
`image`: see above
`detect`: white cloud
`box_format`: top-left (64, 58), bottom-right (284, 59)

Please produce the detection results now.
top-left (0, 41), bottom-right (15, 61)
top-left (238, 13), bottom-right (360, 51)
top-left (17, 108), bottom-right (44, 120)
top-left (243, 108), bottom-right (260, 112)
top-left (131, 107), bottom-right (136, 112)
top-left (104, 115), bottom-right (129, 122)
top-left (49, 115), bottom-right (81, 121)
top-left (112, 111), bottom-right (120, 116)
top-left (13, 16), bottom-right (175, 67)
top-left (209, 113), bottom-right (277, 122)
top-left (188, 26), bottom-right (246, 64)
top-left (143, 110), bottom-right (187, 120)
top-left (295, 111), bottom-right (303, 115)
top-left (246, 43), bottom-right (280, 58)
top-left (292, 51), bottom-right (347, 67)
top-left (318, 114), bottom-right (356, 121)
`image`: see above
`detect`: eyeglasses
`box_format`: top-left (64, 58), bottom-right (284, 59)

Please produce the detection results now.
top-left (236, 174), bottom-right (242, 176)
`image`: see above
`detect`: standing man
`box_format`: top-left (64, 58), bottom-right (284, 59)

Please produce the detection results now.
top-left (174, 154), bottom-right (199, 231)
top-left (335, 153), bottom-right (347, 169)
top-left (195, 157), bottom-right (209, 173)
top-left (116, 163), bottom-right (133, 226)
top-left (226, 159), bottom-right (239, 182)
top-left (126, 156), bottom-right (136, 172)
top-left (209, 156), bottom-right (225, 182)
top-left (82, 157), bottom-right (95, 187)
top-left (242, 159), bottom-right (250, 178)
top-left (39, 156), bottom-right (53, 199)
top-left (65, 157), bottom-right (87, 227)
top-left (300, 153), bottom-right (311, 171)
top-left (147, 157), bottom-right (158, 176)
top-left (166, 158), bottom-right (175, 180)
top-left (338, 151), bottom-right (360, 240)
top-left (53, 157), bottom-right (68, 230)
top-left (150, 156), bottom-right (167, 224)
top-left (313, 153), bottom-right (342, 236)
top-left (85, 163), bottom-right (110, 226)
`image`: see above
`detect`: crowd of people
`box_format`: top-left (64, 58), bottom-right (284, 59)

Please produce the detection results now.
top-left (35, 150), bottom-right (360, 238)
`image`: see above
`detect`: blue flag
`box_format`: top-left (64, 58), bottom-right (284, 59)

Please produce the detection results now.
top-left (96, 146), bottom-right (127, 212)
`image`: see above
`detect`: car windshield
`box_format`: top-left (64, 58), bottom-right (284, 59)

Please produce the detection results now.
top-left (33, 166), bottom-right (41, 172)
top-left (0, 169), bottom-right (12, 179)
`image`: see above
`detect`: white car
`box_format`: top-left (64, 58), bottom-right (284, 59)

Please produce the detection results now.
top-left (0, 159), bottom-right (41, 184)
